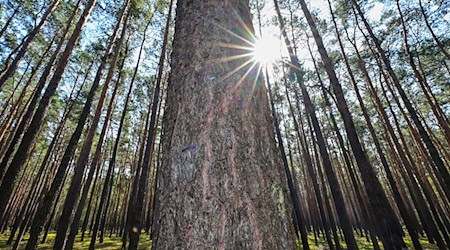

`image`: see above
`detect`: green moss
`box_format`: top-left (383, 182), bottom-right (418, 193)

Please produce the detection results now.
top-left (0, 231), bottom-right (439, 249)
top-left (296, 231), bottom-right (439, 250)
top-left (0, 232), bottom-right (152, 249)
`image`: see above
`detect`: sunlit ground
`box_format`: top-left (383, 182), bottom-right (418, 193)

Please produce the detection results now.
top-left (0, 231), bottom-right (439, 249)
top-left (0, 232), bottom-right (152, 249)
top-left (297, 232), bottom-right (439, 250)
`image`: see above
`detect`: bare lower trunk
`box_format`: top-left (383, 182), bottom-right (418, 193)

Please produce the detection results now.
top-left (152, 0), bottom-right (296, 249)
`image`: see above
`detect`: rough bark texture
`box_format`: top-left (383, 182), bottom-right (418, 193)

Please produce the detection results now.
top-left (152, 0), bottom-right (296, 249)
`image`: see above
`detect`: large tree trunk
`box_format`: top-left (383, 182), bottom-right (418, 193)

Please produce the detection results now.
top-left (151, 0), bottom-right (296, 249)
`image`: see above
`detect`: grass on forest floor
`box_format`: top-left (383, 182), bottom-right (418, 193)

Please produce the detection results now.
top-left (298, 231), bottom-right (439, 249)
top-left (0, 231), bottom-right (439, 249)
top-left (0, 232), bottom-right (152, 249)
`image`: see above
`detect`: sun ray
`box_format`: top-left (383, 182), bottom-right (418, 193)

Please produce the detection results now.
top-left (211, 52), bottom-right (254, 64)
top-left (216, 42), bottom-right (254, 51)
top-left (217, 58), bottom-right (255, 83)
top-left (232, 60), bottom-right (259, 93)
top-left (251, 36), bottom-right (282, 64)
top-left (216, 23), bottom-right (255, 47)
top-left (250, 62), bottom-right (264, 97)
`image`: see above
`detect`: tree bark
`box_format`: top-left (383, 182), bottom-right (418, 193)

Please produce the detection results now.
top-left (151, 0), bottom-right (297, 249)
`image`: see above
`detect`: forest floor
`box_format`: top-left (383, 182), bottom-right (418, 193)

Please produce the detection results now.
top-left (0, 232), bottom-right (152, 249)
top-left (300, 231), bottom-right (439, 249)
top-left (0, 231), bottom-right (438, 249)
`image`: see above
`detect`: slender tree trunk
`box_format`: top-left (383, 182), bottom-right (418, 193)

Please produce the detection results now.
top-left (0, 38), bottom-right (54, 150)
top-left (287, 85), bottom-right (336, 249)
top-left (19, 2), bottom-right (99, 249)
top-left (130, 14), bottom-right (156, 235)
top-left (87, 28), bottom-right (131, 250)
top-left (267, 73), bottom-right (310, 249)
top-left (274, 1), bottom-right (359, 248)
top-left (299, 0), bottom-right (406, 248)
top-left (54, 5), bottom-right (130, 248)
top-left (81, 157), bottom-right (105, 242)
top-left (329, 3), bottom-right (421, 248)
top-left (0, 3), bottom-right (21, 39)
top-left (0, 20), bottom-right (69, 180)
top-left (353, 31), bottom-right (447, 248)
top-left (0, 0), bottom-right (89, 218)
top-left (418, 0), bottom-right (450, 61)
top-left (351, 0), bottom-right (450, 195)
top-left (396, 0), bottom-right (450, 150)
top-left (129, 1), bottom-right (174, 248)
top-left (0, 0), bottom-right (60, 89)
top-left (6, 73), bottom-right (82, 246)
top-left (40, 163), bottom-right (71, 244)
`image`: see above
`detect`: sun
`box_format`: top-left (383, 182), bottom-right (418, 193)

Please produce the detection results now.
top-left (251, 36), bottom-right (282, 64)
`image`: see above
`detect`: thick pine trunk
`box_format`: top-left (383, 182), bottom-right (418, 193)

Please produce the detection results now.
top-left (151, 0), bottom-right (296, 249)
